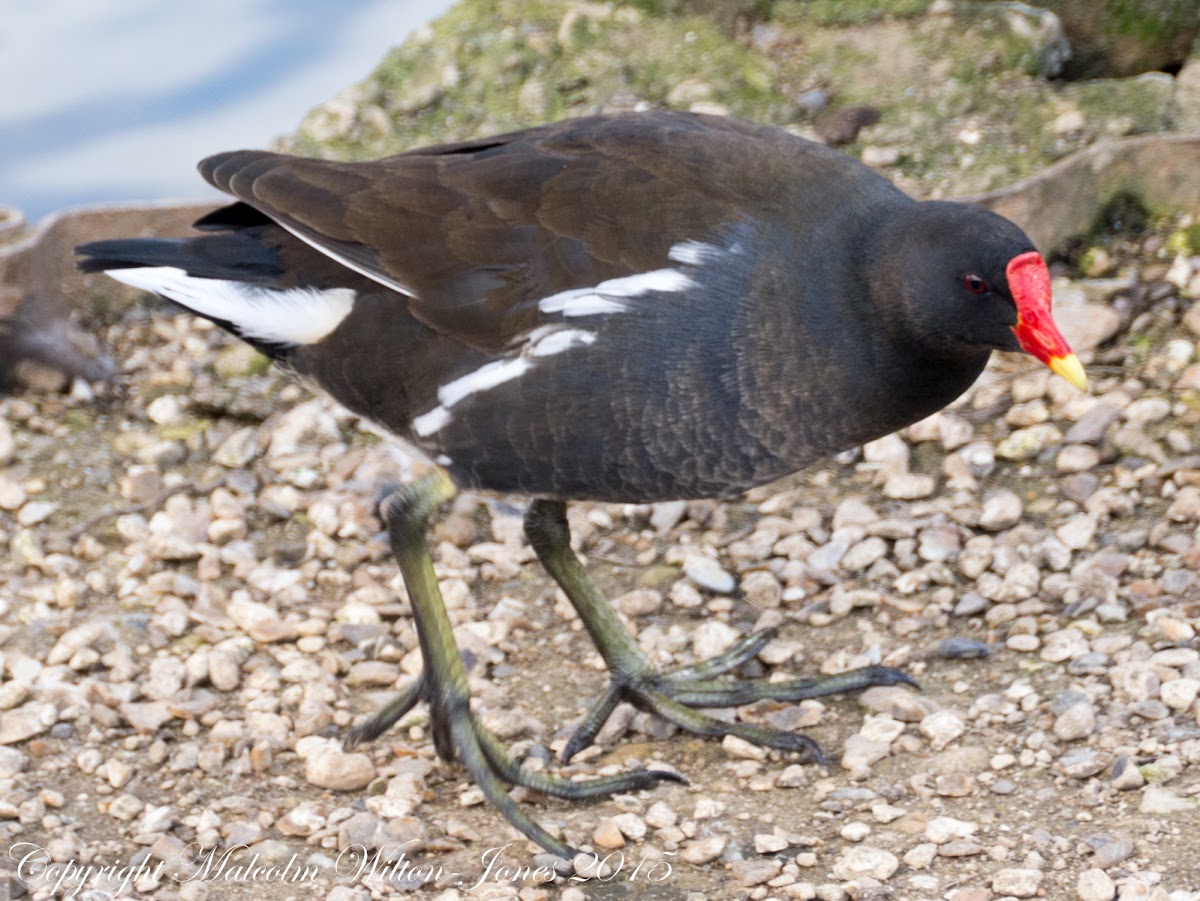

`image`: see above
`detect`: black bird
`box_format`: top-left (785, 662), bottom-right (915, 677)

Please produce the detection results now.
top-left (78, 111), bottom-right (1085, 857)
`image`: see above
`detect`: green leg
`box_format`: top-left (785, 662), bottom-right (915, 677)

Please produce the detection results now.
top-left (345, 474), bottom-right (681, 858)
top-left (524, 499), bottom-right (916, 764)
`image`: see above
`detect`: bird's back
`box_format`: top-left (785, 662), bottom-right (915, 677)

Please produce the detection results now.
top-left (79, 111), bottom-right (987, 502)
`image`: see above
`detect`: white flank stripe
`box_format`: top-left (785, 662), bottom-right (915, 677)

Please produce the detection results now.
top-left (596, 268), bottom-right (695, 297)
top-left (413, 406), bottom-right (452, 437)
top-left (538, 289), bottom-right (628, 317)
top-left (412, 358), bottom-right (531, 437)
top-left (668, 240), bottom-right (721, 266)
top-left (529, 327), bottom-right (596, 357)
top-left (414, 327), bottom-right (596, 437)
top-left (538, 267), bottom-right (695, 318)
top-left (107, 266), bottom-right (355, 345)
top-left (437, 358), bottom-right (532, 408)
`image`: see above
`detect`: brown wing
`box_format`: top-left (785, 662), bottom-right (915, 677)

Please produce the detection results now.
top-left (197, 111), bottom-right (858, 351)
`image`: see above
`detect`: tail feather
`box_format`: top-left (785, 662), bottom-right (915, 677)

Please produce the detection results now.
top-left (76, 234), bottom-right (280, 283)
top-left (76, 231), bottom-right (355, 351)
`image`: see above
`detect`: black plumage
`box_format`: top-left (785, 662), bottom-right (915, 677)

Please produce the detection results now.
top-left (81, 112), bottom-right (1077, 499)
top-left (77, 110), bottom-right (1084, 856)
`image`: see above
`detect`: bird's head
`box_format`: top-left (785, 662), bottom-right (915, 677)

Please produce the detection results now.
top-left (884, 201), bottom-right (1087, 392)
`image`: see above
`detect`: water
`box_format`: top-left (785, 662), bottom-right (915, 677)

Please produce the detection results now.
top-left (0, 0), bottom-right (453, 221)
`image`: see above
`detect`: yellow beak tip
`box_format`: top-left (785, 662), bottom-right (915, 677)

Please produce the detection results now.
top-left (1049, 353), bottom-right (1088, 392)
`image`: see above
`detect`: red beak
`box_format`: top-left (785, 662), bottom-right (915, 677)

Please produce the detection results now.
top-left (1007, 251), bottom-right (1087, 390)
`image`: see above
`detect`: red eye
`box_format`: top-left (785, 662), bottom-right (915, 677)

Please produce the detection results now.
top-left (963, 274), bottom-right (988, 295)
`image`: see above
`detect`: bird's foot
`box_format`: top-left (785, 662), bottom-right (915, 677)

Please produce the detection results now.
top-left (522, 500), bottom-right (917, 768)
top-left (348, 473), bottom-right (684, 859)
top-left (562, 625), bottom-right (917, 765)
top-left (346, 670), bottom-right (683, 858)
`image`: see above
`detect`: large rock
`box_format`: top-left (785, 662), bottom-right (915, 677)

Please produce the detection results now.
top-left (281, 0), bottom-right (1102, 202)
top-left (1022, 0), bottom-right (1200, 77)
top-left (1, 201), bottom-right (214, 389)
top-left (276, 0), bottom-right (1200, 256)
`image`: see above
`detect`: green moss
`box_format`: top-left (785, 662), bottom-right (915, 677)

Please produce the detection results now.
top-left (213, 343), bottom-right (271, 379)
top-left (1130, 333), bottom-right (1154, 361)
top-left (1166, 223), bottom-right (1200, 256)
top-left (281, 0), bottom-right (1179, 203)
top-left (174, 633), bottom-right (207, 651)
top-left (1070, 74), bottom-right (1173, 136)
top-left (1178, 391), bottom-right (1200, 412)
top-left (636, 563), bottom-right (683, 592)
top-left (1138, 762), bottom-right (1180, 784)
top-left (289, 0), bottom-right (785, 161)
top-left (63, 410), bottom-right (94, 433)
top-left (140, 383), bottom-right (189, 401)
top-left (1106, 0), bottom-right (1196, 44)
top-left (353, 429), bottom-right (383, 447)
top-left (157, 420), bottom-right (210, 442)
top-left (1075, 245), bottom-right (1100, 273)
top-left (773, 0), bottom-right (931, 27)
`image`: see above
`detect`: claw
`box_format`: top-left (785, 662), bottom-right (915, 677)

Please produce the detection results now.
top-left (557, 628), bottom-right (912, 763)
top-left (344, 675), bottom-right (426, 749)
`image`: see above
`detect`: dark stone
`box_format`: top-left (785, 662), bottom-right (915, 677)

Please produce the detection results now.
top-left (814, 105), bottom-right (881, 145)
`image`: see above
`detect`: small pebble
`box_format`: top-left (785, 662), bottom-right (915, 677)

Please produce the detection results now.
top-left (1140, 786), bottom-right (1195, 814)
top-left (937, 637), bottom-right (992, 659)
top-left (992, 867), bottom-right (1043, 898)
top-left (840, 821), bottom-right (871, 841)
top-left (592, 817), bottom-right (626, 849)
top-left (883, 472), bottom-right (935, 499)
top-left (1057, 444), bottom-right (1100, 473)
top-left (683, 555), bottom-right (735, 593)
top-left (1059, 748), bottom-right (1108, 779)
top-left (682, 834), bottom-right (727, 865)
top-left (691, 620), bottom-right (740, 659)
top-left (304, 750), bottom-right (375, 791)
top-left (1077, 867), bottom-right (1116, 901)
top-left (978, 490), bottom-right (1023, 530)
top-left (831, 846), bottom-right (899, 881)
top-left (1053, 701), bottom-right (1097, 741)
top-left (919, 710), bottom-right (965, 750)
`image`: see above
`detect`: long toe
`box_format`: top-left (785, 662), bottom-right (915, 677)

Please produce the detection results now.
top-left (562, 659), bottom-right (919, 762)
top-left (440, 701), bottom-right (684, 858)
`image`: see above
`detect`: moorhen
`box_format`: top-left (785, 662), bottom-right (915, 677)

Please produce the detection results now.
top-left (78, 110), bottom-right (1086, 856)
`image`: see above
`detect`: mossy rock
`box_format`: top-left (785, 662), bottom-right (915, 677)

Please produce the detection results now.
top-left (284, 0), bottom-right (786, 160)
top-left (279, 0), bottom-right (1174, 200)
top-left (1015, 0), bottom-right (1200, 78)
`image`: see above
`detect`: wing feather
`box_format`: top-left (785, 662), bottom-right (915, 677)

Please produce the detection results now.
top-left (196, 112), bottom-right (880, 351)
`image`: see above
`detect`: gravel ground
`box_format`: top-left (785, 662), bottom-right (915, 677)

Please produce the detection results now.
top-left (4, 225), bottom-right (1200, 900)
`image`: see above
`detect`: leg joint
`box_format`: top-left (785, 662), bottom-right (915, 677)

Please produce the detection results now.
top-left (381, 471), bottom-right (456, 539)
top-left (523, 498), bottom-right (570, 559)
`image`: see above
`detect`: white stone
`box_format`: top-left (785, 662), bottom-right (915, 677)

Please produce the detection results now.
top-left (1053, 702), bottom-right (1097, 741)
top-left (17, 501), bottom-right (57, 527)
top-left (831, 846), bottom-right (899, 881)
top-left (840, 821), bottom-right (871, 842)
top-left (919, 709), bottom-right (965, 750)
top-left (304, 750), bottom-right (375, 791)
top-left (979, 490), bottom-right (1023, 530)
top-left (1160, 677), bottom-right (1200, 711)
top-left (992, 867), bottom-right (1043, 897)
top-left (682, 834), bottom-right (726, 865)
top-left (684, 555), bottom-right (735, 593)
top-left (692, 621), bottom-right (740, 659)
top-left (1077, 867), bottom-right (1116, 901)
top-left (925, 816), bottom-right (978, 844)
top-left (1140, 786), bottom-right (1196, 814)
top-left (0, 420), bottom-right (15, 465)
